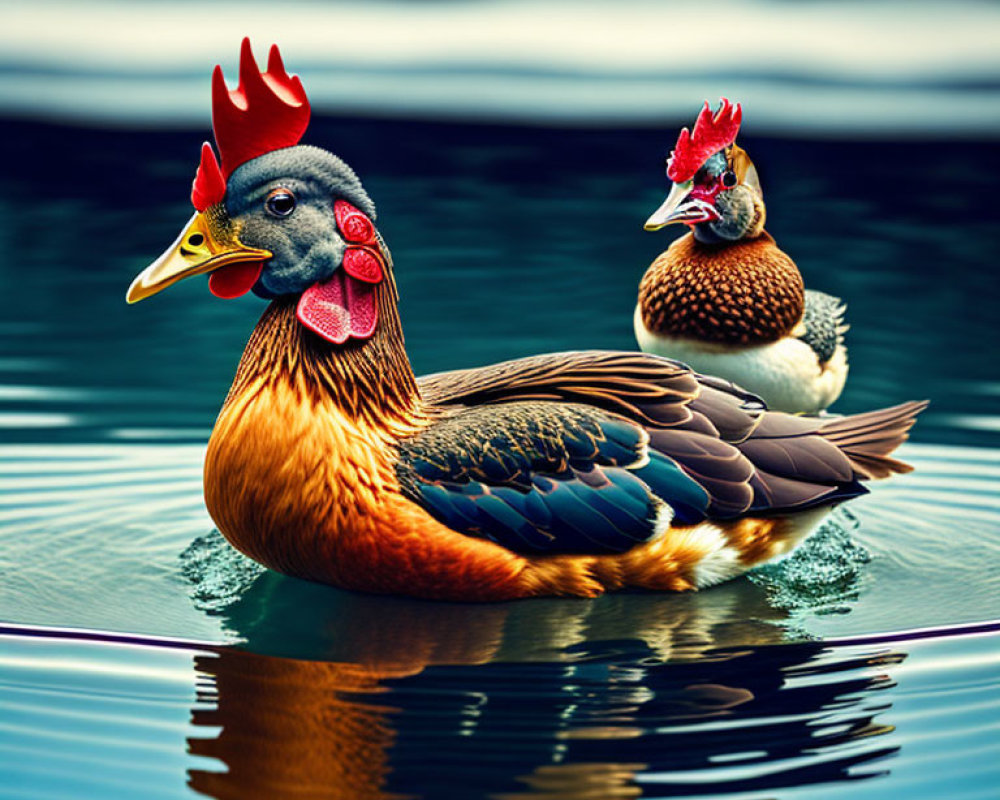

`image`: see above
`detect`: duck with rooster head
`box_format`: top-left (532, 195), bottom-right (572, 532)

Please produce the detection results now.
top-left (637, 99), bottom-right (848, 414)
top-left (128, 41), bottom-right (924, 601)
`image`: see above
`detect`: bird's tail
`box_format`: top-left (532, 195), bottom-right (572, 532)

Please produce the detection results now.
top-left (819, 400), bottom-right (929, 479)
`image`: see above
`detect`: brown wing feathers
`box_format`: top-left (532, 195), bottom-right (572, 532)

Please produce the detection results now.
top-left (818, 401), bottom-right (928, 479)
top-left (686, 385), bottom-right (925, 514)
top-left (646, 428), bottom-right (756, 517)
top-left (418, 351), bottom-right (700, 428)
top-left (417, 351), bottom-right (925, 520)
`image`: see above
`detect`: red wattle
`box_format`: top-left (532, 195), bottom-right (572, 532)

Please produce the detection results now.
top-left (208, 261), bottom-right (264, 299)
top-left (346, 275), bottom-right (377, 339)
top-left (334, 201), bottom-right (376, 244)
top-left (295, 201), bottom-right (383, 345)
top-left (342, 247), bottom-right (384, 284)
top-left (296, 271), bottom-right (379, 345)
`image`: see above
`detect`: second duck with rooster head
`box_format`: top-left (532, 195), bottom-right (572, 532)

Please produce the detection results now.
top-left (636, 100), bottom-right (848, 414)
top-left (645, 101), bottom-right (765, 245)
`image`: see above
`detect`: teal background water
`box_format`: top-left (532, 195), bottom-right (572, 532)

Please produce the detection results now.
top-left (1, 110), bottom-right (999, 797)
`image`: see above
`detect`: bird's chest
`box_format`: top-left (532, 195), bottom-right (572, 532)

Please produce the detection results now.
top-left (638, 234), bottom-right (804, 346)
top-left (203, 379), bottom-right (400, 572)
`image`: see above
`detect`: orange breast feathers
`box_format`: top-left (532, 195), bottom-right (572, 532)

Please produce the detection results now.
top-left (203, 380), bottom-right (542, 602)
top-left (639, 232), bottom-right (805, 346)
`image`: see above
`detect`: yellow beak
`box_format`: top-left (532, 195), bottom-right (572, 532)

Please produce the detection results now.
top-left (126, 212), bottom-right (271, 304)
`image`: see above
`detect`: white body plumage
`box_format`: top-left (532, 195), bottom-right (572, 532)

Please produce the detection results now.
top-left (634, 305), bottom-right (848, 414)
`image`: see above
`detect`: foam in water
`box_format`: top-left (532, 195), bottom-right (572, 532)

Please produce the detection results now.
top-left (749, 508), bottom-right (871, 614)
top-left (181, 529), bottom-right (264, 613)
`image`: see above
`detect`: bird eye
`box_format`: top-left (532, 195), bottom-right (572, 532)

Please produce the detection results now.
top-left (265, 189), bottom-right (296, 217)
top-left (721, 170), bottom-right (738, 188)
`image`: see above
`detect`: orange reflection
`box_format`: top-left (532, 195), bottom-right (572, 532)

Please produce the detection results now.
top-left (185, 577), bottom-right (898, 799)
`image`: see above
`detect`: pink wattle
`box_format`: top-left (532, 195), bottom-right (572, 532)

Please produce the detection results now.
top-left (296, 270), bottom-right (378, 344)
top-left (295, 202), bottom-right (384, 344)
top-left (208, 261), bottom-right (264, 299)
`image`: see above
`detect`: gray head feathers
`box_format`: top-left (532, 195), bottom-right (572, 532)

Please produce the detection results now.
top-left (227, 145), bottom-right (376, 219)
top-left (700, 185), bottom-right (760, 242)
top-left (224, 145), bottom-right (377, 297)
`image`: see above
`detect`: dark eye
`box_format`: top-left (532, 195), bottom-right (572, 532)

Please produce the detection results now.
top-left (265, 189), bottom-right (296, 217)
top-left (721, 170), bottom-right (738, 188)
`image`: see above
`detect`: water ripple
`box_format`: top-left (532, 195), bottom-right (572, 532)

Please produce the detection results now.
top-left (1, 439), bottom-right (998, 650)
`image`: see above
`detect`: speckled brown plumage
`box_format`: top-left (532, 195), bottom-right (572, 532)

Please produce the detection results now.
top-left (639, 231), bottom-right (804, 345)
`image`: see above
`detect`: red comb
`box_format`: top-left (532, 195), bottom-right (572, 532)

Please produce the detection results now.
top-left (191, 38), bottom-right (311, 209)
top-left (213, 38), bottom-right (310, 176)
top-left (191, 142), bottom-right (226, 211)
top-left (666, 98), bottom-right (742, 183)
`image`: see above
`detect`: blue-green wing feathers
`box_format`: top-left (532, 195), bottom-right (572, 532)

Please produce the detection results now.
top-left (395, 402), bottom-right (687, 555)
top-left (404, 351), bottom-right (922, 556)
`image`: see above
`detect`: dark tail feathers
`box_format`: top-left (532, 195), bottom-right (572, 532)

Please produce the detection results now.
top-left (820, 400), bottom-right (929, 480)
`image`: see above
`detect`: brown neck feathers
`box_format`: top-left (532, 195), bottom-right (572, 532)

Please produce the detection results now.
top-left (639, 231), bottom-right (804, 346)
top-left (224, 275), bottom-right (426, 434)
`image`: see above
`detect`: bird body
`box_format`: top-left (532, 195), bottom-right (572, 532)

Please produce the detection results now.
top-left (636, 231), bottom-right (847, 413)
top-left (639, 100), bottom-right (848, 413)
top-left (129, 42), bottom-right (923, 601)
top-left (202, 299), bottom-right (914, 601)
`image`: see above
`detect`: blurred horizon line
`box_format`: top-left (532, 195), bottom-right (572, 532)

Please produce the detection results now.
top-left (1, 0), bottom-right (999, 135)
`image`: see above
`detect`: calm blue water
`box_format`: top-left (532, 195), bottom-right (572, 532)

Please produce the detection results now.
top-left (1, 115), bottom-right (999, 798)
top-left (2, 621), bottom-right (998, 799)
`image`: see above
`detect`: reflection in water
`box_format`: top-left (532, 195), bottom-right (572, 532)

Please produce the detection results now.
top-left (216, 569), bottom-right (789, 665)
top-left (5, 625), bottom-right (996, 800)
top-left (186, 581), bottom-right (903, 799)
top-left (189, 654), bottom-right (405, 800)
top-left (183, 514), bottom-right (880, 665)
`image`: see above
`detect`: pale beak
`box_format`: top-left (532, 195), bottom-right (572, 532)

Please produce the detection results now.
top-left (126, 212), bottom-right (271, 304)
top-left (644, 181), bottom-right (720, 231)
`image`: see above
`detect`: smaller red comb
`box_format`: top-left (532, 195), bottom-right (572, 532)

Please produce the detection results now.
top-left (667, 98), bottom-right (742, 183)
top-left (191, 142), bottom-right (226, 211)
